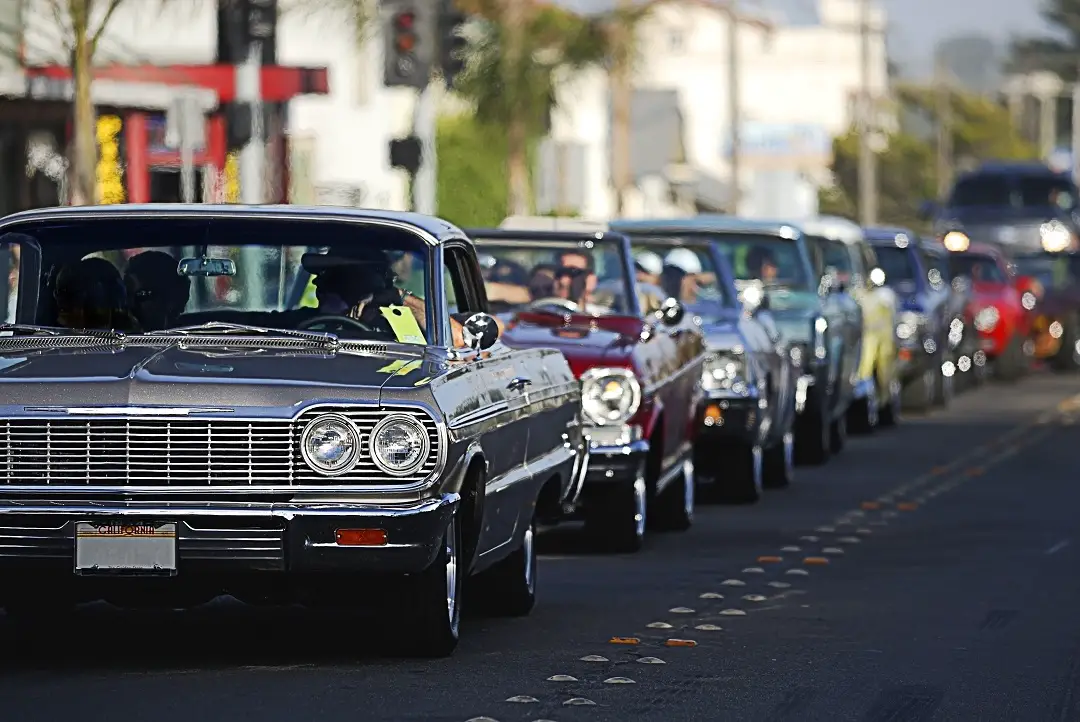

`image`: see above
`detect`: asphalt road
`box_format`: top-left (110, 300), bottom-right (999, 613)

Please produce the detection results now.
top-left (2, 373), bottom-right (1079, 722)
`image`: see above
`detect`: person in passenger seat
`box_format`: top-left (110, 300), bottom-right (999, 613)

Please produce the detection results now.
top-left (124, 250), bottom-right (191, 331)
top-left (54, 257), bottom-right (141, 332)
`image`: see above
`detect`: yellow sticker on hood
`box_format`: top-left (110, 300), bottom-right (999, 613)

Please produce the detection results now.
top-left (381, 305), bottom-right (426, 345)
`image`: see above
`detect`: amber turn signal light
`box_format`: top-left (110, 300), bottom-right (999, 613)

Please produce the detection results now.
top-left (335, 529), bottom-right (388, 546)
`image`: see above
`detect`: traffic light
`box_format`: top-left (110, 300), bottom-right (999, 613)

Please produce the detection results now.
top-left (438, 0), bottom-right (469, 88)
top-left (384, 3), bottom-right (432, 89)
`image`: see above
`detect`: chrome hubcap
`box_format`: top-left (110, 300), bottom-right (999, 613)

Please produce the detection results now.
top-left (523, 523), bottom-right (535, 595)
top-left (751, 446), bottom-right (763, 492)
top-left (682, 459), bottom-right (695, 520)
top-left (632, 476), bottom-right (647, 539)
top-left (445, 518), bottom-right (458, 628)
top-left (782, 432), bottom-right (794, 479)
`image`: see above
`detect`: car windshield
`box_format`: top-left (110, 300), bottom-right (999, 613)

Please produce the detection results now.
top-left (474, 238), bottom-right (634, 317)
top-left (948, 174), bottom-right (1078, 211)
top-left (627, 239), bottom-right (733, 320)
top-left (949, 253), bottom-right (1007, 284)
top-left (872, 245), bottom-right (919, 292)
top-left (711, 233), bottom-right (812, 291)
top-left (0, 216), bottom-right (435, 344)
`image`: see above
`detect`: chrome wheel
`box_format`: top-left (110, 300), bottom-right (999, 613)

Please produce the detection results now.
top-left (682, 459), bottom-right (695, 522)
top-left (522, 522), bottom-right (536, 596)
top-left (632, 475), bottom-right (647, 541)
top-left (444, 518), bottom-right (459, 633)
top-left (782, 432), bottom-right (794, 481)
top-left (751, 445), bottom-right (763, 494)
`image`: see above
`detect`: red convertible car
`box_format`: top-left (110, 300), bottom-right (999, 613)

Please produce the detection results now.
top-left (943, 237), bottom-right (1033, 380)
top-left (468, 228), bottom-right (708, 552)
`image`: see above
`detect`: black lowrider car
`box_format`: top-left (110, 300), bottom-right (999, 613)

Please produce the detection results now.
top-left (613, 224), bottom-right (798, 503)
top-left (0, 204), bottom-right (586, 657)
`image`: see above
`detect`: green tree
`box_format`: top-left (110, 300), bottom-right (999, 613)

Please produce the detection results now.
top-left (436, 112), bottom-right (509, 227)
top-left (455, 0), bottom-right (610, 216)
top-left (1009, 0), bottom-right (1080, 78)
top-left (822, 87), bottom-right (1038, 229)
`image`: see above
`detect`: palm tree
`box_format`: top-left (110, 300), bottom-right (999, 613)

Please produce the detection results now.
top-left (456, 0), bottom-right (610, 216)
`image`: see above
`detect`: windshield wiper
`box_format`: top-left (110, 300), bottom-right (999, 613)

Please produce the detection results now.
top-left (143, 321), bottom-right (339, 346)
top-left (0, 323), bottom-right (126, 340)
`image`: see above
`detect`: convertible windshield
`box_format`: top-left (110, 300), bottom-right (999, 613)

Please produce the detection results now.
top-left (627, 239), bottom-right (733, 321)
top-left (1014, 254), bottom-right (1076, 290)
top-left (474, 238), bottom-right (634, 317)
top-left (872, 245), bottom-right (919, 292)
top-left (711, 234), bottom-right (812, 291)
top-left (0, 216), bottom-right (434, 344)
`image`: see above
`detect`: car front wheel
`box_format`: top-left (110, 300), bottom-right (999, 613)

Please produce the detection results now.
top-left (399, 516), bottom-right (463, 657)
top-left (475, 514), bottom-right (537, 617)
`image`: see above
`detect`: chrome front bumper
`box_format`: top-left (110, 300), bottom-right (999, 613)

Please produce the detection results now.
top-left (582, 425), bottom-right (649, 488)
top-left (0, 494), bottom-right (459, 574)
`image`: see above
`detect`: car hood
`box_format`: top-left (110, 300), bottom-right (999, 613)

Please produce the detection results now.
top-left (499, 314), bottom-right (640, 374)
top-left (696, 309), bottom-right (744, 352)
top-left (0, 342), bottom-right (442, 407)
top-left (766, 291), bottom-right (820, 344)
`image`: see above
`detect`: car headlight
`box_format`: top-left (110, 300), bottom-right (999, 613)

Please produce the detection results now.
top-left (369, 414), bottom-right (430, 476)
top-left (702, 352), bottom-right (746, 392)
top-left (301, 413), bottom-right (361, 476)
top-left (974, 306), bottom-right (1000, 332)
top-left (1022, 291), bottom-right (1037, 310)
top-left (581, 367), bottom-right (642, 426)
top-left (896, 310), bottom-right (928, 344)
top-left (1040, 220), bottom-right (1073, 252)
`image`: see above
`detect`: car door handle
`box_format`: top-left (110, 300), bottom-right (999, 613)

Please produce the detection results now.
top-left (507, 377), bottom-right (532, 391)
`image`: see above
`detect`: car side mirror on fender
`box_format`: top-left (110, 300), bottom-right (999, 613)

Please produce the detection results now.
top-left (462, 312), bottom-right (500, 351)
top-left (657, 297), bottom-right (684, 327)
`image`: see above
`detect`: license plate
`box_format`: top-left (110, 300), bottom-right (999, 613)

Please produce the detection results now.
top-left (75, 522), bottom-right (177, 576)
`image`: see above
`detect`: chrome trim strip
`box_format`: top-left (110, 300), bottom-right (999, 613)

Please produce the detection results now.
top-left (590, 439), bottom-right (650, 456)
top-left (0, 493), bottom-right (460, 518)
top-left (24, 406), bottom-right (235, 416)
top-left (447, 401), bottom-right (510, 430)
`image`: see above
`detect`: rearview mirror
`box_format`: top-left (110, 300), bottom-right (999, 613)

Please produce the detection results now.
top-left (462, 312), bottom-right (500, 351)
top-left (657, 297), bottom-right (684, 327)
top-left (178, 256), bottom-right (236, 277)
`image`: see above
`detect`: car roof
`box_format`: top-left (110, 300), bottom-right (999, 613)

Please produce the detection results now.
top-left (796, 216), bottom-right (864, 243)
top-left (0, 204), bottom-right (469, 245)
top-left (612, 216), bottom-right (803, 239)
top-left (863, 226), bottom-right (919, 246)
top-left (963, 161), bottom-right (1066, 178)
top-left (466, 227), bottom-right (628, 244)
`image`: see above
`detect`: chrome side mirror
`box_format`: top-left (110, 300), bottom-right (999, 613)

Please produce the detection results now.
top-left (462, 312), bottom-right (500, 350)
top-left (658, 297), bottom-right (684, 327)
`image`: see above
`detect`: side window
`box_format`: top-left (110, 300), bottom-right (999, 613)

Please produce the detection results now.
top-left (1, 243), bottom-right (19, 324)
top-left (443, 246), bottom-right (484, 316)
top-left (442, 265), bottom-right (460, 316)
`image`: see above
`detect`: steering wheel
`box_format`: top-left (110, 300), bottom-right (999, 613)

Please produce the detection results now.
top-left (527, 297), bottom-right (579, 313)
top-left (298, 315), bottom-right (376, 334)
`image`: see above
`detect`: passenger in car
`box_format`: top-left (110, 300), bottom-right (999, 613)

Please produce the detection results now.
top-left (54, 257), bottom-right (141, 332)
top-left (747, 247), bottom-right (780, 283)
top-left (124, 250), bottom-right (191, 331)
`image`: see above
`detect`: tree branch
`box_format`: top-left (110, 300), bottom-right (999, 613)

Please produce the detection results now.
top-left (90, 0), bottom-right (126, 53)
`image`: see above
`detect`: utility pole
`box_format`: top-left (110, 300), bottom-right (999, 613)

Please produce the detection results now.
top-left (237, 39), bottom-right (264, 205)
top-left (413, 83), bottom-right (437, 215)
top-left (934, 53), bottom-right (953, 199)
top-left (726, 0), bottom-right (741, 215)
top-left (1072, 62), bottom-right (1080, 186)
top-left (856, 0), bottom-right (877, 226)
top-left (610, 0), bottom-right (633, 216)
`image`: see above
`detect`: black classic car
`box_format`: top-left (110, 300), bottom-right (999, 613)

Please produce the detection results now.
top-left (864, 227), bottom-right (955, 411)
top-left (611, 222), bottom-right (797, 503)
top-left (469, 227), bottom-right (705, 551)
top-left (0, 204), bottom-right (587, 657)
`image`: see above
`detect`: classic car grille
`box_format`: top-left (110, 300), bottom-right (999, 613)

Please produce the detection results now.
top-left (0, 406), bottom-right (439, 487)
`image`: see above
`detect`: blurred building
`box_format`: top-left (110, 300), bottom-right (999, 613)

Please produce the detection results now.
top-left (543, 0), bottom-right (890, 220)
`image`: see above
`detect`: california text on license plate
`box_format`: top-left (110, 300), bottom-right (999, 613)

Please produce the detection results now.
top-left (74, 522), bottom-right (177, 576)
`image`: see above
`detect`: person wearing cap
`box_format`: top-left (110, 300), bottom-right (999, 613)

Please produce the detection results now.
top-left (634, 251), bottom-right (663, 286)
top-left (662, 247), bottom-right (705, 303)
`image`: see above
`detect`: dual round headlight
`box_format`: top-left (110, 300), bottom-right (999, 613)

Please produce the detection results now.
top-left (300, 412), bottom-right (429, 476)
top-left (580, 367), bottom-right (641, 426)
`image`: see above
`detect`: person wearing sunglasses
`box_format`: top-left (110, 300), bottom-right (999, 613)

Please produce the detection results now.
top-left (124, 250), bottom-right (192, 331)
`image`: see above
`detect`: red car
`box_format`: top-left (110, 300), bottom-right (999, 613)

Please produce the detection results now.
top-left (944, 240), bottom-right (1033, 380)
top-left (468, 228), bottom-right (707, 553)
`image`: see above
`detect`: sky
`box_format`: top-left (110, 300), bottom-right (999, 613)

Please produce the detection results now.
top-left (561, 0), bottom-right (1053, 78)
